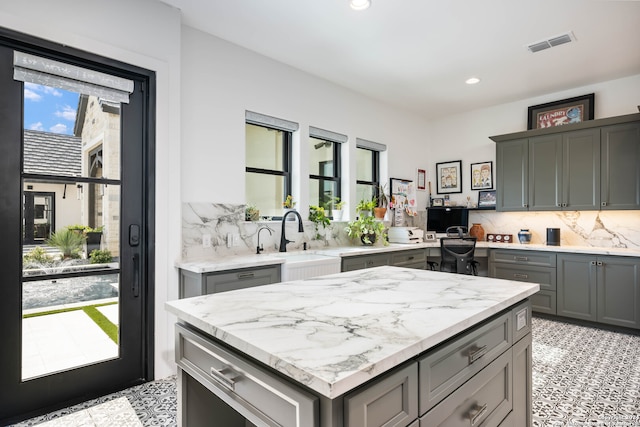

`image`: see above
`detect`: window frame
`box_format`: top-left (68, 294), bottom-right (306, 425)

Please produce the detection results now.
top-left (356, 146), bottom-right (380, 201)
top-left (309, 137), bottom-right (341, 211)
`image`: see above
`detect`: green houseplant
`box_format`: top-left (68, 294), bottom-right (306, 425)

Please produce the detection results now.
top-left (345, 215), bottom-right (386, 245)
top-left (308, 205), bottom-right (330, 240)
top-left (356, 199), bottom-right (376, 217)
top-left (330, 197), bottom-right (346, 221)
top-left (245, 204), bottom-right (260, 221)
top-left (46, 228), bottom-right (86, 259)
top-left (374, 185), bottom-right (389, 219)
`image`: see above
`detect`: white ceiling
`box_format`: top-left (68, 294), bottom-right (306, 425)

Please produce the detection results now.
top-left (160, 0), bottom-right (640, 120)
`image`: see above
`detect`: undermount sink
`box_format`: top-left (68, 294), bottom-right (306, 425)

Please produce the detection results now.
top-left (272, 252), bottom-right (341, 281)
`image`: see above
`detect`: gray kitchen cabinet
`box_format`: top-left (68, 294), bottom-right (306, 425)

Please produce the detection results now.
top-left (179, 265), bottom-right (280, 298)
top-left (557, 254), bottom-right (640, 329)
top-left (495, 138), bottom-right (528, 211)
top-left (529, 129), bottom-right (600, 211)
top-left (341, 252), bottom-right (390, 272)
top-left (600, 122), bottom-right (640, 210)
top-left (489, 249), bottom-right (557, 314)
top-left (492, 113), bottom-right (640, 212)
top-left (390, 248), bottom-right (427, 269)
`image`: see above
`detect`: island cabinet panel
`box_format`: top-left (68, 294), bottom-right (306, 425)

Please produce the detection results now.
top-left (558, 254), bottom-right (640, 329)
top-left (489, 250), bottom-right (557, 315)
top-left (418, 311), bottom-right (512, 413)
top-left (344, 362), bottom-right (418, 427)
top-left (179, 265), bottom-right (280, 298)
top-left (419, 348), bottom-right (513, 427)
top-left (175, 324), bottom-right (319, 427)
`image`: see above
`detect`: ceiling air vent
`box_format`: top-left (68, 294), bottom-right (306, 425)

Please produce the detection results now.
top-left (527, 31), bottom-right (575, 53)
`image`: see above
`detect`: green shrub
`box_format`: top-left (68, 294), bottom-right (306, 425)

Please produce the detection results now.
top-left (23, 246), bottom-right (54, 266)
top-left (46, 229), bottom-right (85, 259)
top-left (89, 249), bottom-right (113, 264)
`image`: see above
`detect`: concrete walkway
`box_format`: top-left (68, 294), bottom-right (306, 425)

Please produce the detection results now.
top-left (22, 300), bottom-right (119, 380)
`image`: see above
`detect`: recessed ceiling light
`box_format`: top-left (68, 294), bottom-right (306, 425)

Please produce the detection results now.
top-left (465, 77), bottom-right (481, 85)
top-left (350, 0), bottom-right (371, 11)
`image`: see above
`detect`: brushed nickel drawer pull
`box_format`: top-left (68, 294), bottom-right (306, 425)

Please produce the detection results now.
top-left (514, 256), bottom-right (528, 262)
top-left (513, 273), bottom-right (528, 279)
top-left (468, 345), bottom-right (488, 364)
top-left (469, 403), bottom-right (488, 426)
top-left (237, 272), bottom-right (255, 279)
top-left (408, 256), bottom-right (414, 260)
top-left (209, 366), bottom-right (238, 391)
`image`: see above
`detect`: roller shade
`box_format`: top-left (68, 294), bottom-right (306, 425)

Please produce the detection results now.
top-left (245, 110), bottom-right (299, 132)
top-left (356, 137), bottom-right (387, 152)
top-left (14, 51), bottom-right (134, 104)
top-left (309, 126), bottom-right (347, 144)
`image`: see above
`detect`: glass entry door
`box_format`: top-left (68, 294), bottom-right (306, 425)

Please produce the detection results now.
top-left (0, 34), bottom-right (154, 424)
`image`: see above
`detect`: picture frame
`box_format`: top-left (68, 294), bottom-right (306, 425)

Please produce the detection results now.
top-left (417, 168), bottom-right (426, 190)
top-left (435, 160), bottom-right (462, 194)
top-left (424, 231), bottom-right (437, 242)
top-left (470, 161), bottom-right (493, 190)
top-left (478, 190), bottom-right (497, 208)
top-left (432, 198), bottom-right (444, 207)
top-left (527, 93), bottom-right (594, 130)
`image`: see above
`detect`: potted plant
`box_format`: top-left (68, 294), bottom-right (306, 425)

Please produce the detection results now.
top-left (374, 185), bottom-right (389, 219)
top-left (245, 204), bottom-right (260, 221)
top-left (330, 197), bottom-right (346, 221)
top-left (356, 199), bottom-right (376, 217)
top-left (46, 228), bottom-right (86, 259)
top-left (345, 215), bottom-right (387, 246)
top-left (308, 205), bottom-right (331, 240)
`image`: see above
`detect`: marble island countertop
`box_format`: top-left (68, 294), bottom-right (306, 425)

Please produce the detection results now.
top-left (166, 266), bottom-right (539, 398)
top-left (176, 241), bottom-right (640, 273)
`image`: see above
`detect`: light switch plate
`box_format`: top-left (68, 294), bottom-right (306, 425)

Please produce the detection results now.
top-left (202, 234), bottom-right (212, 248)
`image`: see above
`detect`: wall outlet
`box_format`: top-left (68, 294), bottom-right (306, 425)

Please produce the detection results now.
top-left (202, 234), bottom-right (212, 248)
top-left (226, 233), bottom-right (232, 248)
top-left (232, 233), bottom-right (240, 246)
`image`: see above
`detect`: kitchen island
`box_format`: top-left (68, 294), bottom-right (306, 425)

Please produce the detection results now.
top-left (166, 266), bottom-right (539, 427)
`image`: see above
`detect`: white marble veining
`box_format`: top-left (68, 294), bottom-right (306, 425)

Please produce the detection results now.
top-left (166, 266), bottom-right (539, 398)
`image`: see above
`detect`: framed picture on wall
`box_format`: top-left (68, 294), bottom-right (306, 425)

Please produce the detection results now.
top-left (527, 93), bottom-right (594, 129)
top-left (470, 161), bottom-right (493, 190)
top-left (436, 160), bottom-right (462, 194)
top-left (417, 169), bottom-right (426, 190)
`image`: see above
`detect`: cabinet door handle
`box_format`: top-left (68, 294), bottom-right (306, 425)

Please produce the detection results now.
top-left (468, 345), bottom-right (488, 364)
top-left (601, 201), bottom-right (607, 207)
top-left (523, 203), bottom-right (528, 208)
top-left (562, 202), bottom-right (567, 207)
top-left (514, 273), bottom-right (528, 279)
top-left (514, 256), bottom-right (528, 262)
top-left (597, 261), bottom-right (603, 266)
top-left (408, 256), bottom-right (414, 260)
top-left (590, 261), bottom-right (597, 266)
top-left (468, 403), bottom-right (488, 426)
top-left (237, 272), bottom-right (255, 279)
top-left (209, 366), bottom-right (238, 391)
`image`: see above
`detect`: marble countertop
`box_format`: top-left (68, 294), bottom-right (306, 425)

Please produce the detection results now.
top-left (176, 242), bottom-right (640, 273)
top-left (165, 266), bottom-right (539, 398)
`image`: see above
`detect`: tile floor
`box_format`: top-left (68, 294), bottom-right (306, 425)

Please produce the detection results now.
top-left (10, 316), bottom-right (640, 426)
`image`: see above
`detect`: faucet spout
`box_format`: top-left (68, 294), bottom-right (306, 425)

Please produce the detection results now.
top-left (279, 210), bottom-right (304, 252)
top-left (256, 226), bottom-right (273, 254)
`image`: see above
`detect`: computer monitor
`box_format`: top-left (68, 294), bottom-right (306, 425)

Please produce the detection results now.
top-left (427, 207), bottom-right (469, 234)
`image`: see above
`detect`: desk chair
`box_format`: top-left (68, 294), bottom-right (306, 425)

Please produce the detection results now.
top-left (432, 236), bottom-right (479, 275)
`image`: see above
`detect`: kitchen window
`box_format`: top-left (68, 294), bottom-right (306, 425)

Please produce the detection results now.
top-left (308, 126), bottom-right (345, 213)
top-left (356, 138), bottom-right (386, 203)
top-left (245, 111), bottom-right (298, 219)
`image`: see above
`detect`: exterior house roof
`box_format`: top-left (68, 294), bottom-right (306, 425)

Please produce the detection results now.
top-left (23, 129), bottom-right (82, 177)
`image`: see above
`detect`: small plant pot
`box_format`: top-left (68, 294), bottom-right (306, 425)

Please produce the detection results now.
top-left (332, 209), bottom-right (343, 221)
top-left (360, 232), bottom-right (377, 245)
top-left (373, 207), bottom-right (387, 219)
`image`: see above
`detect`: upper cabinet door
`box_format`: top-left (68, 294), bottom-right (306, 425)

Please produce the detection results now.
top-left (529, 134), bottom-right (563, 211)
top-left (563, 128), bottom-right (601, 210)
top-left (601, 122), bottom-right (640, 210)
top-left (496, 138), bottom-right (529, 211)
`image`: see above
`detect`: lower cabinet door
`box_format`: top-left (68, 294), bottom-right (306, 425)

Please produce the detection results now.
top-left (344, 362), bottom-right (418, 427)
top-left (530, 290), bottom-right (556, 315)
top-left (420, 349), bottom-right (513, 427)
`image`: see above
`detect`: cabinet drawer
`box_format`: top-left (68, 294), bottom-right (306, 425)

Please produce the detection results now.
top-left (206, 266), bottom-right (280, 294)
top-left (490, 250), bottom-right (556, 267)
top-left (344, 362), bottom-right (418, 427)
top-left (341, 253), bottom-right (390, 272)
top-left (391, 249), bottom-right (427, 268)
top-left (420, 349), bottom-right (513, 427)
top-left (176, 324), bottom-right (318, 427)
top-left (490, 263), bottom-right (556, 291)
top-left (418, 311), bottom-right (511, 414)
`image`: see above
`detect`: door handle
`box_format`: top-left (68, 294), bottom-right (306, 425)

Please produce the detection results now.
top-left (132, 253), bottom-right (140, 297)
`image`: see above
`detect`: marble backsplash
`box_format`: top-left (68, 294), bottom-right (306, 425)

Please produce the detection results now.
top-left (181, 203), bottom-right (639, 260)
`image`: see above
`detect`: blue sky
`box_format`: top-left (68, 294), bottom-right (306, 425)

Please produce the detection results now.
top-left (23, 83), bottom-right (80, 135)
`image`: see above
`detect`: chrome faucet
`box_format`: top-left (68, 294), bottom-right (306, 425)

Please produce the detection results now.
top-left (279, 210), bottom-right (304, 252)
top-left (256, 226), bottom-right (273, 254)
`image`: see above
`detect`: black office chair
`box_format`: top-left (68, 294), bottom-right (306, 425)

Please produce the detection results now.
top-left (435, 236), bottom-right (479, 275)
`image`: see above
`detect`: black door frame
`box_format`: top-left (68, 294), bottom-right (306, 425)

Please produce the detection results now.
top-left (0, 27), bottom-right (156, 424)
top-left (23, 190), bottom-right (56, 244)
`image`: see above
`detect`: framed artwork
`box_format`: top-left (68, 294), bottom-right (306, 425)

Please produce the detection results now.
top-left (424, 231), bottom-right (437, 242)
top-left (470, 161), bottom-right (493, 190)
top-left (436, 160), bottom-right (462, 194)
top-left (432, 198), bottom-right (444, 207)
top-left (527, 93), bottom-right (594, 130)
top-left (390, 177), bottom-right (417, 216)
top-left (478, 190), bottom-right (497, 208)
top-left (417, 169), bottom-right (426, 190)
